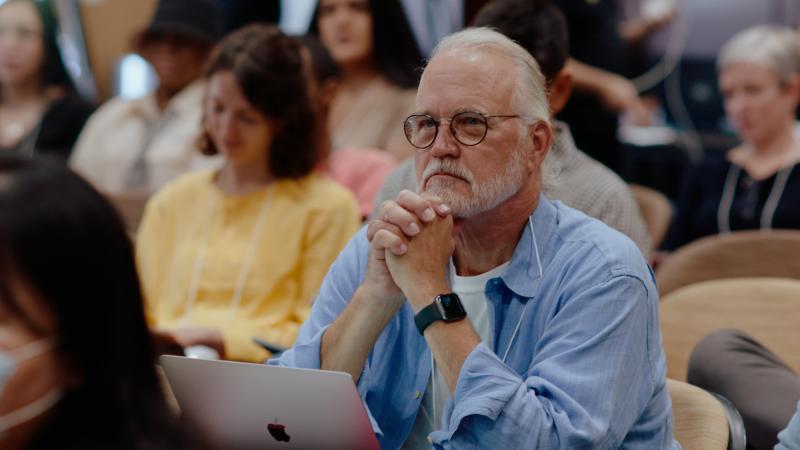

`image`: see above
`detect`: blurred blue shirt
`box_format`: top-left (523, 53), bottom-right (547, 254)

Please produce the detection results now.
top-left (271, 196), bottom-right (680, 449)
top-left (777, 402), bottom-right (800, 450)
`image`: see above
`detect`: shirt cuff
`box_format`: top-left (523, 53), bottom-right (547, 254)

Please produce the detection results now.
top-left (431, 343), bottom-right (523, 443)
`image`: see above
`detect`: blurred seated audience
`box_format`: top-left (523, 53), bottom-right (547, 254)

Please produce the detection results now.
top-left (309, 0), bottom-right (422, 160)
top-left (136, 25), bottom-right (360, 363)
top-left (664, 26), bottom-right (800, 250)
top-left (302, 35), bottom-right (397, 219)
top-left (689, 329), bottom-right (800, 450)
top-left (0, 156), bottom-right (208, 450)
top-left (374, 0), bottom-right (652, 258)
top-left (69, 0), bottom-right (223, 198)
top-left (0, 0), bottom-right (92, 159)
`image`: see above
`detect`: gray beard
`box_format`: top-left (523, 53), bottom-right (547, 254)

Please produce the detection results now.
top-left (420, 147), bottom-right (528, 219)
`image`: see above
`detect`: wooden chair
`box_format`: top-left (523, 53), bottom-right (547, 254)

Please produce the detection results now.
top-left (656, 230), bottom-right (800, 296)
top-left (668, 379), bottom-right (746, 450)
top-left (629, 183), bottom-right (672, 250)
top-left (660, 278), bottom-right (800, 381)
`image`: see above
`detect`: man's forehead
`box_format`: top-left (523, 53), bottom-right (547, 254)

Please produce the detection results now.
top-left (417, 49), bottom-right (516, 112)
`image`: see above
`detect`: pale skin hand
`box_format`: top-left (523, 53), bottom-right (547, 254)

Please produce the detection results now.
top-left (319, 190), bottom-right (451, 382)
top-left (380, 191), bottom-right (482, 394)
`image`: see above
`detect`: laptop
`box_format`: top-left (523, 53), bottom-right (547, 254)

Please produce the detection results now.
top-left (159, 355), bottom-right (380, 450)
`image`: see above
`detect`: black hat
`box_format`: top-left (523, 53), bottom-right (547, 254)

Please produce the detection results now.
top-left (143, 0), bottom-right (224, 44)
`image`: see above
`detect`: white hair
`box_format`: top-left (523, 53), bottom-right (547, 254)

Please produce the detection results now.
top-left (718, 25), bottom-right (800, 83)
top-left (420, 27), bottom-right (558, 192)
top-left (426, 27), bottom-right (551, 126)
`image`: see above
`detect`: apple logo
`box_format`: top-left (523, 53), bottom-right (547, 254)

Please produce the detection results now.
top-left (267, 421), bottom-right (291, 443)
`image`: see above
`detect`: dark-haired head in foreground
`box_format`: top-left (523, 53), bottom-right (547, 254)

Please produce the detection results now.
top-left (0, 156), bottom-right (207, 450)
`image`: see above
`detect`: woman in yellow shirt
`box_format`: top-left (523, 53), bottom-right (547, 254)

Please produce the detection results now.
top-left (136, 25), bottom-right (360, 362)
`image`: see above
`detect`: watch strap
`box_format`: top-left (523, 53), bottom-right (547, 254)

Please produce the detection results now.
top-left (414, 301), bottom-right (443, 335)
top-left (414, 293), bottom-right (465, 335)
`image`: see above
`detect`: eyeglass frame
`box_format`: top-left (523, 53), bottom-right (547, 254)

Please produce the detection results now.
top-left (403, 111), bottom-right (522, 150)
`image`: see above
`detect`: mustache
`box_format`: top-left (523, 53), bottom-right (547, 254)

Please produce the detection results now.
top-left (420, 159), bottom-right (475, 187)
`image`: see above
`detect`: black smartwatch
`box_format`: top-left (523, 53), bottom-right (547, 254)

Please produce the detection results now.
top-left (414, 293), bottom-right (466, 335)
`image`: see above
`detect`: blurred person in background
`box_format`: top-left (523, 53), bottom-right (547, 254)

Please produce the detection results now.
top-left (302, 35), bottom-right (397, 219)
top-left (136, 25), bottom-right (359, 363)
top-left (308, 0), bottom-right (422, 160)
top-left (0, 156), bottom-right (208, 450)
top-left (70, 0), bottom-right (222, 199)
top-left (374, 0), bottom-right (652, 258)
top-left (0, 0), bottom-right (92, 159)
top-left (552, 0), bottom-right (672, 173)
top-left (664, 25), bottom-right (800, 250)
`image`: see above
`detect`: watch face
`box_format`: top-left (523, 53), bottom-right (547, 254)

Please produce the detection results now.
top-left (438, 294), bottom-right (466, 319)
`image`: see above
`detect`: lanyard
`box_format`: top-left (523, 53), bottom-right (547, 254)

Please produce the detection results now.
top-left (717, 163), bottom-right (794, 234)
top-left (181, 184), bottom-right (273, 323)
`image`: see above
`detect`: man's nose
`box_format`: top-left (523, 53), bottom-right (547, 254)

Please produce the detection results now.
top-left (429, 122), bottom-right (461, 159)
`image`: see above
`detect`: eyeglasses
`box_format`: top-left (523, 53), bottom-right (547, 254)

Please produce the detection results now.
top-left (403, 111), bottom-right (520, 150)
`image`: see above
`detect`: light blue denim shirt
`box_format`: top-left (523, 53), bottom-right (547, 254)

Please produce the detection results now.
top-left (271, 196), bottom-right (680, 450)
top-left (777, 402), bottom-right (800, 450)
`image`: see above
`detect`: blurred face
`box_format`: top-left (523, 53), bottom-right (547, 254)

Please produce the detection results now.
top-left (414, 51), bottom-right (546, 219)
top-left (719, 61), bottom-right (800, 145)
top-left (205, 71), bottom-right (277, 169)
top-left (0, 276), bottom-right (65, 450)
top-left (316, 0), bottom-right (373, 67)
top-left (0, 1), bottom-right (45, 86)
top-left (138, 32), bottom-right (210, 94)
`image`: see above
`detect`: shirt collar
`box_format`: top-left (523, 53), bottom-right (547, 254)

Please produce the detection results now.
top-left (498, 195), bottom-right (558, 299)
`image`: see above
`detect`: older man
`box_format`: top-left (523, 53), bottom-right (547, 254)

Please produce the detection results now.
top-left (272, 28), bottom-right (677, 449)
top-left (373, 0), bottom-right (652, 258)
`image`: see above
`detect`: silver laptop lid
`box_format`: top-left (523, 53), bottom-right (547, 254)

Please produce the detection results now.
top-left (159, 355), bottom-right (379, 450)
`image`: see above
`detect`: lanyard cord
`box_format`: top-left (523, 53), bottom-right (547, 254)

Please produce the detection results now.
top-left (181, 185), bottom-right (273, 323)
top-left (717, 163), bottom-right (794, 234)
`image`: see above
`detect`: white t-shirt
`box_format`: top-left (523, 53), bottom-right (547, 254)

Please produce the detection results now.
top-left (402, 260), bottom-right (510, 449)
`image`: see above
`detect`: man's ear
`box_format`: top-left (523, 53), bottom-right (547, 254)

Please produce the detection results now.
top-left (548, 69), bottom-right (574, 115)
top-left (526, 121), bottom-right (553, 170)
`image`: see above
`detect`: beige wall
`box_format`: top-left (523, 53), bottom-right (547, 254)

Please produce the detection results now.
top-left (79, 0), bottom-right (157, 101)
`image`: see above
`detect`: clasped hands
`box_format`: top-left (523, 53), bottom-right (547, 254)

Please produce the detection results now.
top-left (365, 190), bottom-right (454, 313)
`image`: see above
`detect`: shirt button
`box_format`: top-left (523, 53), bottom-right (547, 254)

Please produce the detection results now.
top-left (414, 390), bottom-right (421, 399)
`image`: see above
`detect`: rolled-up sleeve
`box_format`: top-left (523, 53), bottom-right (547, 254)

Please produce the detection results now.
top-left (430, 274), bottom-right (659, 449)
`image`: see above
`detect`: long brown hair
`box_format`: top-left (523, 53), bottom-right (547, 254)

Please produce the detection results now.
top-left (200, 24), bottom-right (320, 179)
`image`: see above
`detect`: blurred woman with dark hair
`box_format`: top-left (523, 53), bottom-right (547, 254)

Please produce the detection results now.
top-left (309, 0), bottom-right (422, 160)
top-left (0, 156), bottom-right (208, 450)
top-left (0, 0), bottom-right (93, 158)
top-left (136, 24), bottom-right (360, 363)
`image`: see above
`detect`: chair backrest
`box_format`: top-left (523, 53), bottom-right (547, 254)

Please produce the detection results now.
top-left (629, 184), bottom-right (672, 250)
top-left (668, 379), bottom-right (731, 450)
top-left (656, 230), bottom-right (800, 296)
top-left (660, 278), bottom-right (800, 380)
